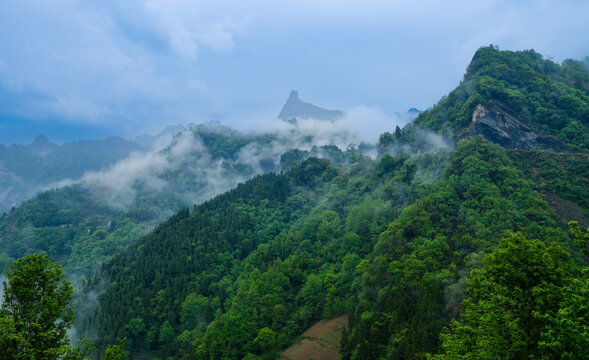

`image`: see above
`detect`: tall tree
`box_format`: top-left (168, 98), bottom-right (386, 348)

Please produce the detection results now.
top-left (569, 220), bottom-right (589, 256)
top-left (0, 254), bottom-right (88, 360)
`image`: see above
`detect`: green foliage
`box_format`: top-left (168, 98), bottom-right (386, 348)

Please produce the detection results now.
top-left (83, 148), bottom-right (451, 359)
top-left (102, 338), bottom-right (128, 360)
top-left (569, 221), bottom-right (589, 256)
top-left (68, 133), bottom-right (585, 360)
top-left (343, 137), bottom-right (570, 359)
top-left (253, 327), bottom-right (277, 351)
top-left (509, 150), bottom-right (589, 213)
top-left (0, 254), bottom-right (90, 360)
top-left (280, 149), bottom-right (309, 170)
top-left (538, 269), bottom-right (589, 359)
top-left (0, 184), bottom-right (148, 278)
top-left (434, 233), bottom-right (575, 359)
top-left (414, 46), bottom-right (589, 149)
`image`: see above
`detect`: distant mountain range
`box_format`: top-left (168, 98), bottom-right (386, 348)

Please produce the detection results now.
top-left (0, 135), bottom-right (144, 212)
top-left (0, 124), bottom-right (192, 212)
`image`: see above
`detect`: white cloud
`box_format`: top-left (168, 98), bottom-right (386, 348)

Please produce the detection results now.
top-left (193, 18), bottom-right (246, 53)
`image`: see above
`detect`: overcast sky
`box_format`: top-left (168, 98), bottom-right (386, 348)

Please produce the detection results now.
top-left (1, 0), bottom-right (588, 144)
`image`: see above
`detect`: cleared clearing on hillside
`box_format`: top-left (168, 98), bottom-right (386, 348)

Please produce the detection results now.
top-left (280, 315), bottom-right (349, 360)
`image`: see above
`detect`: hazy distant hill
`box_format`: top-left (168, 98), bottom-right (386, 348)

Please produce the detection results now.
top-left (278, 90), bottom-right (344, 121)
top-left (0, 135), bottom-right (144, 212)
top-left (134, 124), bottom-right (190, 148)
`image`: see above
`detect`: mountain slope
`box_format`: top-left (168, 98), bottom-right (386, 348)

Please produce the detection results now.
top-left (413, 46), bottom-right (589, 150)
top-left (85, 147), bottom-right (450, 358)
top-left (380, 46), bottom-right (589, 219)
top-left (81, 47), bottom-right (588, 359)
top-left (0, 125), bottom-right (276, 276)
top-left (86, 136), bottom-right (579, 359)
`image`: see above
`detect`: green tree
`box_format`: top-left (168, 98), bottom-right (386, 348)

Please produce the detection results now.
top-left (102, 338), bottom-right (128, 360)
top-left (537, 270), bottom-right (589, 359)
top-left (569, 220), bottom-right (589, 256)
top-left (158, 320), bottom-right (175, 343)
top-left (0, 254), bottom-right (89, 359)
top-left (253, 327), bottom-right (276, 351)
top-left (125, 318), bottom-right (145, 339)
top-left (536, 222), bottom-right (589, 358)
top-left (434, 233), bottom-right (575, 359)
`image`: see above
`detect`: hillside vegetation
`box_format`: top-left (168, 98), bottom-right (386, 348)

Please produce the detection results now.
top-left (413, 46), bottom-right (589, 149)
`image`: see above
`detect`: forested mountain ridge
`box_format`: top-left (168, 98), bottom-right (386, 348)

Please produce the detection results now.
top-left (380, 45), bottom-right (589, 221)
top-left (86, 135), bottom-right (584, 359)
top-left (411, 46), bottom-right (589, 150)
top-left (78, 46), bottom-right (589, 359)
top-left (84, 146), bottom-right (451, 358)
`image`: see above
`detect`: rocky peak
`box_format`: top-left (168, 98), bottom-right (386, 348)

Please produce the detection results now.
top-left (467, 104), bottom-right (565, 151)
top-left (278, 90), bottom-right (343, 121)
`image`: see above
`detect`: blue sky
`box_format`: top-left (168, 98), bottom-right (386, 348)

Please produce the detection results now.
top-left (1, 0), bottom-right (588, 144)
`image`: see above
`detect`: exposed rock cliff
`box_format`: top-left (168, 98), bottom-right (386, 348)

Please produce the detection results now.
top-left (467, 104), bottom-right (565, 151)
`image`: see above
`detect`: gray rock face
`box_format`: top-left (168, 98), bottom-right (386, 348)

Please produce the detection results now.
top-left (278, 90), bottom-right (343, 121)
top-left (467, 104), bottom-right (565, 151)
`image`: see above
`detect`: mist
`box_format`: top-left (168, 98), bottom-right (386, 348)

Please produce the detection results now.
top-left (0, 274), bottom-right (5, 306)
top-left (232, 105), bottom-right (412, 147)
top-left (25, 103), bottom-right (452, 232)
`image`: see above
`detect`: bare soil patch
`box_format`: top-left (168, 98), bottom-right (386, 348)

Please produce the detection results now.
top-left (280, 314), bottom-right (349, 360)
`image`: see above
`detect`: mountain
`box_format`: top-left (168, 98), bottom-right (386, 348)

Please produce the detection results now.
top-left (2, 46), bottom-right (589, 359)
top-left (0, 135), bottom-right (145, 212)
top-left (84, 136), bottom-right (579, 359)
top-left (278, 90), bottom-right (344, 121)
top-left (77, 47), bottom-right (588, 359)
top-left (412, 46), bottom-right (589, 150)
top-left (134, 124), bottom-right (191, 148)
top-left (0, 125), bottom-right (272, 276)
top-left (0, 120), bottom-right (372, 277)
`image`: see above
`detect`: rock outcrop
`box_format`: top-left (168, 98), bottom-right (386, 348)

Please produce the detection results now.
top-left (467, 104), bottom-right (565, 151)
top-left (278, 90), bottom-right (343, 122)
